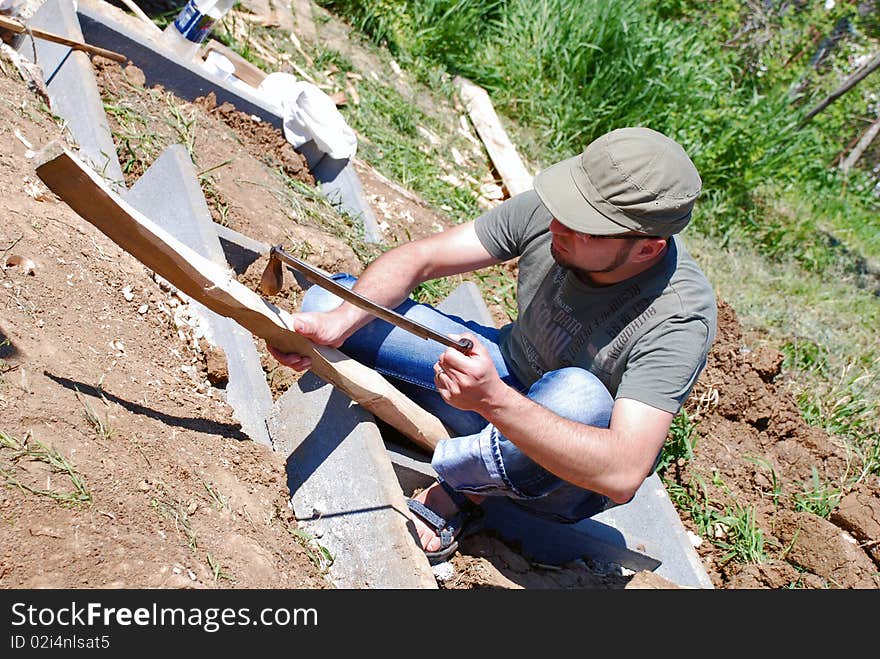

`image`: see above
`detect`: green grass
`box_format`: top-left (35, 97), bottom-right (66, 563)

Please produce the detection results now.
top-left (792, 467), bottom-right (843, 519)
top-left (667, 474), bottom-right (774, 566)
top-left (151, 494), bottom-right (199, 550)
top-left (342, 74), bottom-right (485, 224)
top-left (714, 504), bottom-right (772, 566)
top-left (202, 480), bottom-right (230, 512)
top-left (285, 524), bottom-right (334, 572)
top-left (0, 431), bottom-right (91, 506)
top-left (206, 552), bottom-right (236, 583)
top-left (75, 388), bottom-right (114, 442)
top-left (280, 175), bottom-right (382, 265)
top-left (746, 456), bottom-right (784, 508)
top-left (657, 410), bottom-right (698, 478)
top-left (103, 100), bottom-right (163, 176)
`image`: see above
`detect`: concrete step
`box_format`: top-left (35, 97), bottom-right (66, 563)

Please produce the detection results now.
top-left (20, 0), bottom-right (125, 188)
top-left (125, 145), bottom-right (275, 449)
top-left (268, 372), bottom-right (437, 589)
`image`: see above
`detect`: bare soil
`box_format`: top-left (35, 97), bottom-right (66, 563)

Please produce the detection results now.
top-left (0, 33), bottom-right (877, 591)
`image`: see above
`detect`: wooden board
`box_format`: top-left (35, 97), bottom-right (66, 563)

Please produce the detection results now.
top-left (0, 14), bottom-right (127, 62)
top-left (455, 76), bottom-right (533, 198)
top-left (202, 39), bottom-right (267, 88)
top-left (35, 145), bottom-right (450, 452)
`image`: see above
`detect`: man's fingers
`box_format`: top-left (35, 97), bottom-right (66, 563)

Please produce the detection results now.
top-left (266, 343), bottom-right (312, 371)
top-left (433, 362), bottom-right (459, 397)
top-left (441, 335), bottom-right (483, 371)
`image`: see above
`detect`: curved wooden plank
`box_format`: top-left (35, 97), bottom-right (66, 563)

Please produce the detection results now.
top-left (35, 144), bottom-right (449, 451)
top-left (455, 76), bottom-right (533, 198)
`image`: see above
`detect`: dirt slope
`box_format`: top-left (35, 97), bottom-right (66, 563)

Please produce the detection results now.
top-left (0, 42), bottom-right (877, 590)
top-left (0, 61), bottom-right (327, 589)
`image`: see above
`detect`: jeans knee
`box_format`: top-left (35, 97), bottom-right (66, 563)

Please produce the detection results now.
top-left (301, 274), bottom-right (356, 313)
top-left (529, 367), bottom-right (613, 429)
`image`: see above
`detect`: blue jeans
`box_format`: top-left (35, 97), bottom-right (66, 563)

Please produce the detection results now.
top-left (302, 275), bottom-right (615, 523)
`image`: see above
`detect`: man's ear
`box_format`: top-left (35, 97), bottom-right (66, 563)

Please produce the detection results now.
top-left (633, 238), bottom-right (667, 261)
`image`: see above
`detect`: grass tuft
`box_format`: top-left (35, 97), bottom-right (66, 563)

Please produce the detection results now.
top-left (0, 430), bottom-right (91, 506)
top-left (285, 524), bottom-right (334, 572)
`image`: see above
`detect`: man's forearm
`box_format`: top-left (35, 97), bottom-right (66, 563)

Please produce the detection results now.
top-left (327, 221), bottom-right (500, 341)
top-left (476, 387), bottom-right (651, 504)
top-left (328, 243), bottom-right (429, 339)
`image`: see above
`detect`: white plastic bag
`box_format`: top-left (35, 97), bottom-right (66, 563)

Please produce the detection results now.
top-left (258, 72), bottom-right (357, 160)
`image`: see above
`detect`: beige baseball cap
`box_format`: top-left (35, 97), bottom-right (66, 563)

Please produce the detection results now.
top-left (533, 127), bottom-right (702, 238)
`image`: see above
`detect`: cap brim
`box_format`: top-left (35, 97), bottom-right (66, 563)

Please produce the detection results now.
top-left (533, 156), bottom-right (631, 235)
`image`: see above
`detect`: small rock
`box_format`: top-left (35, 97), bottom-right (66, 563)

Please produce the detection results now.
top-left (202, 343), bottom-right (228, 388)
top-left (625, 571), bottom-right (687, 589)
top-left (3, 254), bottom-right (36, 276)
top-left (122, 285), bottom-right (134, 301)
top-left (123, 63), bottom-right (146, 87)
top-left (432, 561), bottom-right (455, 582)
top-left (687, 530), bottom-right (703, 547)
top-left (138, 304), bottom-right (149, 314)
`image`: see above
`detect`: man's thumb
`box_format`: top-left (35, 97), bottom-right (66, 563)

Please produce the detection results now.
top-left (293, 316), bottom-right (312, 335)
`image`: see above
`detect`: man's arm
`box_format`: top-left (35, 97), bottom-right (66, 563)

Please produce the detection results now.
top-left (269, 221), bottom-right (502, 369)
top-left (435, 334), bottom-right (672, 504)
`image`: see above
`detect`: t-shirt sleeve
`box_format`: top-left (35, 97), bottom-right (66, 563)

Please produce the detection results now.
top-left (615, 315), bottom-right (712, 414)
top-left (474, 189), bottom-right (547, 261)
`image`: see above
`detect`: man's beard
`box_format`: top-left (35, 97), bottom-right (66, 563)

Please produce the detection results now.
top-left (551, 243), bottom-right (633, 276)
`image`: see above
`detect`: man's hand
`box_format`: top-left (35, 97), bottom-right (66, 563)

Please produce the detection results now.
top-left (266, 309), bottom-right (353, 372)
top-left (433, 332), bottom-right (509, 414)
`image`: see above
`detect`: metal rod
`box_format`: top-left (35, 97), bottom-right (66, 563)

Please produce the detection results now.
top-left (269, 246), bottom-right (473, 354)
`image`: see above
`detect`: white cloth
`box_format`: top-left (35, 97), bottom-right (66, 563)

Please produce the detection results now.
top-left (258, 72), bottom-right (357, 160)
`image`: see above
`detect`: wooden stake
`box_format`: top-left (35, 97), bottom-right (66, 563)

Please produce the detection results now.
top-left (115, 0), bottom-right (161, 35)
top-left (801, 51), bottom-right (880, 125)
top-left (840, 113), bottom-right (880, 173)
top-left (202, 40), bottom-right (266, 88)
top-left (0, 15), bottom-right (127, 63)
top-left (35, 144), bottom-right (450, 452)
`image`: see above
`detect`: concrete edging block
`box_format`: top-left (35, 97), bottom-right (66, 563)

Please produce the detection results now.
top-left (269, 372), bottom-right (437, 589)
top-left (74, 0), bottom-right (380, 242)
top-left (594, 474), bottom-right (714, 588)
top-left (21, 0), bottom-right (125, 187)
top-left (125, 145), bottom-right (274, 448)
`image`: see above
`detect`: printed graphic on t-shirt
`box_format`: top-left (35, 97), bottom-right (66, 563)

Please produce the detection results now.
top-left (517, 265), bottom-right (663, 385)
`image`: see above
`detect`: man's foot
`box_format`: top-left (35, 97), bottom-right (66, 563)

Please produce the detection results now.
top-left (407, 480), bottom-right (483, 564)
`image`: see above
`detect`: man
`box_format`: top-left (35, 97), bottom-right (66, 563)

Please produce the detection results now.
top-left (269, 126), bottom-right (717, 564)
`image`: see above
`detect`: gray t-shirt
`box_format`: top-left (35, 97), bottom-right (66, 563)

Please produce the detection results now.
top-left (474, 190), bottom-right (717, 414)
